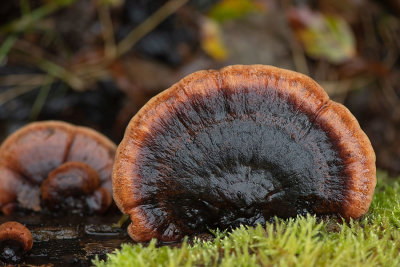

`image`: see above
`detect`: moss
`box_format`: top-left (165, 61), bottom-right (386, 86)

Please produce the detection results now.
top-left (94, 172), bottom-right (400, 267)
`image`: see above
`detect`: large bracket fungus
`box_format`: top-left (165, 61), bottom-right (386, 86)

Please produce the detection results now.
top-left (112, 65), bottom-right (376, 242)
top-left (0, 121), bottom-right (116, 215)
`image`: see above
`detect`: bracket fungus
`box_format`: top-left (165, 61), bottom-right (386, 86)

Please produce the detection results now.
top-left (113, 65), bottom-right (376, 242)
top-left (0, 221), bottom-right (32, 263)
top-left (0, 121), bottom-right (116, 215)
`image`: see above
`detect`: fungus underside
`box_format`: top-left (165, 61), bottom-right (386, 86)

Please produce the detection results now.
top-left (96, 171), bottom-right (399, 267)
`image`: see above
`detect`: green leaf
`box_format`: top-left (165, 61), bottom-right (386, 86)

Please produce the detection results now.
top-left (208, 0), bottom-right (264, 22)
top-left (200, 17), bottom-right (228, 61)
top-left (296, 14), bottom-right (356, 64)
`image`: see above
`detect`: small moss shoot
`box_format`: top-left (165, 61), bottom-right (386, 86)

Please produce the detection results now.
top-left (94, 171), bottom-right (400, 267)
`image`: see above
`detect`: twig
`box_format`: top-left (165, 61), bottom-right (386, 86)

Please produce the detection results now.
top-left (377, 16), bottom-right (399, 69)
top-left (381, 78), bottom-right (400, 108)
top-left (20, 0), bottom-right (31, 15)
top-left (289, 35), bottom-right (309, 76)
top-left (2, 0), bottom-right (188, 92)
top-left (34, 56), bottom-right (85, 91)
top-left (96, 0), bottom-right (117, 59)
top-left (70, 0), bottom-right (189, 82)
top-left (116, 0), bottom-right (189, 57)
top-left (0, 85), bottom-right (37, 106)
top-left (12, 41), bottom-right (86, 91)
top-left (1, 0), bottom-right (76, 34)
top-left (0, 36), bottom-right (17, 63)
top-left (13, 39), bottom-right (58, 62)
top-left (0, 74), bottom-right (48, 87)
top-left (29, 76), bottom-right (54, 121)
top-left (319, 76), bottom-right (375, 102)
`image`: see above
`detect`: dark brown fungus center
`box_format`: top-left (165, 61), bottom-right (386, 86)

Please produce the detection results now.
top-left (41, 161), bottom-right (111, 213)
top-left (0, 121), bottom-right (116, 215)
top-left (0, 221), bottom-right (33, 264)
top-left (112, 65), bottom-right (376, 242)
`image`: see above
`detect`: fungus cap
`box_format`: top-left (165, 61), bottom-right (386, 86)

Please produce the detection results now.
top-left (41, 162), bottom-right (101, 210)
top-left (0, 221), bottom-right (32, 263)
top-left (112, 65), bottom-right (376, 242)
top-left (0, 121), bottom-right (116, 214)
top-left (0, 221), bottom-right (33, 251)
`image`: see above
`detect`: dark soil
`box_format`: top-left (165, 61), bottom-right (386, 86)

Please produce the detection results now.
top-left (0, 211), bottom-right (132, 266)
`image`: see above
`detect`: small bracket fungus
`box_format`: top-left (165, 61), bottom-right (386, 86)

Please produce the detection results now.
top-left (112, 65), bottom-right (376, 242)
top-left (0, 121), bottom-right (116, 215)
top-left (0, 221), bottom-right (33, 263)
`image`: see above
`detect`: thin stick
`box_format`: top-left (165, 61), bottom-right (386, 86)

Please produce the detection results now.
top-left (12, 40), bottom-right (86, 91)
top-left (0, 36), bottom-right (17, 63)
top-left (0, 85), bottom-right (38, 106)
top-left (4, 0), bottom-right (188, 92)
top-left (0, 74), bottom-right (48, 87)
top-left (29, 76), bottom-right (54, 121)
top-left (34, 57), bottom-right (85, 91)
top-left (0, 76), bottom-right (54, 106)
top-left (96, 1), bottom-right (117, 59)
top-left (381, 78), bottom-right (400, 108)
top-left (71, 0), bottom-right (189, 81)
top-left (290, 38), bottom-right (309, 76)
top-left (1, 0), bottom-right (76, 34)
top-left (116, 0), bottom-right (189, 57)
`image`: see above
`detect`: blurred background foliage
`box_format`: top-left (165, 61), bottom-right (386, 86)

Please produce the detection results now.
top-left (0, 0), bottom-right (399, 175)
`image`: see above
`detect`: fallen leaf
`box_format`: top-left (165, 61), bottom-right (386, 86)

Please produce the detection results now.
top-left (208, 0), bottom-right (266, 22)
top-left (199, 17), bottom-right (228, 61)
top-left (288, 8), bottom-right (356, 64)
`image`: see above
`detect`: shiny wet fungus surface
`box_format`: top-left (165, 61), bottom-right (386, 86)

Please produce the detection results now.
top-left (135, 86), bottom-right (346, 239)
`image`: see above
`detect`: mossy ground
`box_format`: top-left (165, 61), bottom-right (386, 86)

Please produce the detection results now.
top-left (94, 171), bottom-right (400, 267)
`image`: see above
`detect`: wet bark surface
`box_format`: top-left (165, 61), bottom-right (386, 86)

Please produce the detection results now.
top-left (0, 210), bottom-right (132, 266)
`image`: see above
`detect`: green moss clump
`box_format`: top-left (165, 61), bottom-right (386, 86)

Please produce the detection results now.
top-left (94, 172), bottom-right (400, 267)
